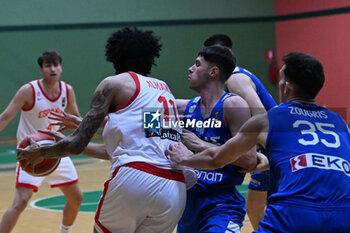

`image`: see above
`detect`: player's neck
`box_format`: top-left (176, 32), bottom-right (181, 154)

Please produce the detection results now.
top-left (200, 88), bottom-right (224, 107)
top-left (288, 96), bottom-right (315, 105)
top-left (40, 79), bottom-right (60, 95)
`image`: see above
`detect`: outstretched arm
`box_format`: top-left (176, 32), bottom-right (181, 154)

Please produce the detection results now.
top-left (39, 129), bottom-right (109, 160)
top-left (166, 114), bottom-right (268, 170)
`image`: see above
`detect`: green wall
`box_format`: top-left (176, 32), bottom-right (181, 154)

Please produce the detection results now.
top-left (0, 0), bottom-right (276, 139)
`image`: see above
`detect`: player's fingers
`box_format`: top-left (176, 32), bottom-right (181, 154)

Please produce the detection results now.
top-left (38, 129), bottom-right (50, 134)
top-left (166, 145), bottom-right (174, 154)
top-left (17, 156), bottom-right (29, 168)
top-left (28, 137), bottom-right (39, 147)
top-left (41, 130), bottom-right (64, 141)
top-left (17, 153), bottom-right (25, 161)
top-left (38, 129), bottom-right (59, 138)
top-left (48, 122), bottom-right (63, 126)
top-left (57, 126), bottom-right (67, 132)
top-left (166, 143), bottom-right (178, 154)
top-left (17, 148), bottom-right (25, 153)
top-left (48, 116), bottom-right (63, 122)
top-left (49, 112), bottom-right (64, 118)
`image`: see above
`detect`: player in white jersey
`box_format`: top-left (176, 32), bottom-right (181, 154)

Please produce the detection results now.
top-left (0, 50), bottom-right (83, 233)
top-left (18, 27), bottom-right (187, 233)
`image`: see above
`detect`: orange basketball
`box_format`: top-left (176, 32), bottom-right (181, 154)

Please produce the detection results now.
top-left (18, 132), bottom-right (61, 177)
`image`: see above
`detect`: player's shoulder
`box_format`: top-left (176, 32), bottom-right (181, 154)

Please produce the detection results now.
top-left (64, 82), bottom-right (75, 92)
top-left (103, 72), bottom-right (135, 86)
top-left (176, 99), bottom-right (190, 115)
top-left (97, 72), bottom-right (139, 98)
top-left (223, 94), bottom-right (249, 108)
top-left (227, 72), bottom-right (256, 92)
top-left (17, 82), bottom-right (35, 96)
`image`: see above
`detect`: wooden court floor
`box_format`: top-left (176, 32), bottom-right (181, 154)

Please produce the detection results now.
top-left (0, 144), bottom-right (254, 233)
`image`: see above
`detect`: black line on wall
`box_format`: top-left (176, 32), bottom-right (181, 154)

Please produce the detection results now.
top-left (0, 7), bottom-right (349, 32)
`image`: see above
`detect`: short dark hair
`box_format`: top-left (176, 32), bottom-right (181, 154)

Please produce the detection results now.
top-left (203, 34), bottom-right (233, 49)
top-left (37, 50), bottom-right (62, 67)
top-left (198, 46), bottom-right (236, 83)
top-left (282, 52), bottom-right (325, 99)
top-left (105, 27), bottom-right (162, 75)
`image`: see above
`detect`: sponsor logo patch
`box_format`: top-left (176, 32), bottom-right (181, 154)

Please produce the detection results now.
top-left (290, 153), bottom-right (350, 177)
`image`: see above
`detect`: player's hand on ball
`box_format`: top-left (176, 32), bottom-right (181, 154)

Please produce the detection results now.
top-left (17, 137), bottom-right (44, 168)
top-left (38, 130), bottom-right (65, 141)
top-left (165, 142), bottom-right (194, 165)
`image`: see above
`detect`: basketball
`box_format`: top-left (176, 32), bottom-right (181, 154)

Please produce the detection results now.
top-left (18, 132), bottom-right (61, 177)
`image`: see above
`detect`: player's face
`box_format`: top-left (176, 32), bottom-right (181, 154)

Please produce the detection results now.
top-left (188, 56), bottom-right (210, 91)
top-left (278, 65), bottom-right (287, 103)
top-left (40, 62), bottom-right (62, 81)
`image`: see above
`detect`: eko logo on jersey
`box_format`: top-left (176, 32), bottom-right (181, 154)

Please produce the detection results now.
top-left (290, 153), bottom-right (350, 177)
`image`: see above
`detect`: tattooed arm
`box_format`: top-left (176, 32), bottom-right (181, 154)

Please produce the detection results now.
top-left (17, 73), bottom-right (137, 165)
top-left (41, 80), bottom-right (112, 157)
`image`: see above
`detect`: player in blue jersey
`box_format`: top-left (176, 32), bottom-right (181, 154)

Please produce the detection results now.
top-left (176, 45), bottom-right (257, 233)
top-left (167, 52), bottom-right (350, 232)
top-left (204, 34), bottom-right (277, 230)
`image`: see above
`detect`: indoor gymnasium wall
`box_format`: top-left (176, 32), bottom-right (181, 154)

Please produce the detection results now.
top-left (274, 0), bottom-right (350, 122)
top-left (0, 0), bottom-right (276, 139)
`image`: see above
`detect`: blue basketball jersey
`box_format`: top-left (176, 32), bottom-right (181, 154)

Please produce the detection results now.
top-left (184, 93), bottom-right (246, 192)
top-left (266, 102), bottom-right (350, 205)
top-left (231, 66), bottom-right (276, 111)
top-left (178, 93), bottom-right (246, 233)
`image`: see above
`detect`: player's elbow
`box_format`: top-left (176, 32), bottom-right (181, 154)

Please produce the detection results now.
top-left (210, 159), bottom-right (227, 169)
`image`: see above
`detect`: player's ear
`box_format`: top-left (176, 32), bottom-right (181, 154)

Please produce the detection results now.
top-left (284, 81), bottom-right (293, 95)
top-left (209, 66), bottom-right (219, 80)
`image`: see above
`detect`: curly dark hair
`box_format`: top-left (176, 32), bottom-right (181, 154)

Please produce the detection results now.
top-left (105, 27), bottom-right (162, 75)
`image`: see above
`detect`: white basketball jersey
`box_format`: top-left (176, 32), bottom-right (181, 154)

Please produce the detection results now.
top-left (103, 72), bottom-right (183, 172)
top-left (17, 80), bottom-right (68, 143)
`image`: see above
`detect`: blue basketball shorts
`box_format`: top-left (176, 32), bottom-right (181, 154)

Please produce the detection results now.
top-left (256, 202), bottom-right (350, 233)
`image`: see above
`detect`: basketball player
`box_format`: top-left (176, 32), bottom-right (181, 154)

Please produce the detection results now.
top-left (0, 50), bottom-right (83, 233)
top-left (167, 52), bottom-right (350, 232)
top-left (175, 45), bottom-right (257, 233)
top-left (204, 34), bottom-right (277, 230)
top-left (18, 27), bottom-right (187, 233)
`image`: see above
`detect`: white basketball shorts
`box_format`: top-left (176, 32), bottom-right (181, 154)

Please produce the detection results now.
top-left (16, 157), bottom-right (78, 192)
top-left (94, 162), bottom-right (186, 233)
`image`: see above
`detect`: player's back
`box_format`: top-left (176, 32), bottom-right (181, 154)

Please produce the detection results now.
top-left (103, 72), bottom-right (182, 172)
top-left (266, 102), bottom-right (350, 206)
